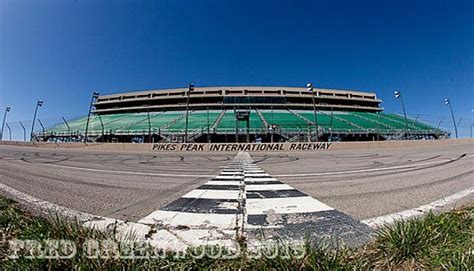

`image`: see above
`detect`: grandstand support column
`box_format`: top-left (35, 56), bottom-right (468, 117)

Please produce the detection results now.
top-left (270, 127), bottom-right (274, 143)
top-left (1, 106), bottom-right (11, 141)
top-left (246, 117), bottom-right (250, 143)
top-left (330, 107), bottom-right (334, 128)
top-left (394, 90), bottom-right (409, 139)
top-left (270, 105), bottom-right (274, 143)
top-left (444, 98), bottom-right (458, 139)
top-left (98, 115), bottom-right (105, 140)
top-left (207, 107), bottom-right (210, 143)
top-left (184, 82), bottom-right (194, 143)
top-left (30, 100), bottom-right (43, 141)
top-left (307, 83), bottom-right (319, 142)
top-left (234, 107), bottom-right (238, 143)
top-left (307, 125), bottom-right (311, 142)
top-left (147, 111), bottom-right (152, 143)
top-left (85, 92), bottom-right (99, 143)
top-left (19, 121), bottom-right (26, 141)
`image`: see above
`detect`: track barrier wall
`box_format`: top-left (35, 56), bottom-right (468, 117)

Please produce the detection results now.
top-left (0, 138), bottom-right (472, 152)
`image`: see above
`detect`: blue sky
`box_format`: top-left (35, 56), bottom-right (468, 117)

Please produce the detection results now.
top-left (1, 0), bottom-right (473, 138)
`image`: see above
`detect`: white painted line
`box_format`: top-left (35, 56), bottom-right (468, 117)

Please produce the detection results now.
top-left (182, 189), bottom-right (241, 199)
top-left (205, 181), bottom-right (241, 186)
top-left (0, 182), bottom-right (150, 240)
top-left (274, 158), bottom-right (461, 177)
top-left (138, 210), bottom-right (238, 229)
top-left (244, 177), bottom-right (278, 182)
top-left (246, 184), bottom-right (294, 191)
top-left (0, 183), bottom-right (107, 222)
top-left (220, 173), bottom-right (243, 176)
top-left (213, 175), bottom-right (244, 180)
top-left (246, 196), bottom-right (334, 215)
top-left (362, 187), bottom-right (474, 227)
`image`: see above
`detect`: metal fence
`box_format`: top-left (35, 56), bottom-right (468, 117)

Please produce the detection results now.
top-left (2, 113), bottom-right (473, 141)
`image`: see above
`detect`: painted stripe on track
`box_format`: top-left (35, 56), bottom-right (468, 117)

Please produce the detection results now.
top-left (182, 189), bottom-right (241, 199)
top-left (161, 198), bottom-right (239, 214)
top-left (246, 184), bottom-right (294, 191)
top-left (246, 196), bottom-right (333, 215)
top-left (244, 177), bottom-right (278, 182)
top-left (246, 189), bottom-right (307, 199)
top-left (138, 210), bottom-right (238, 229)
top-left (239, 155), bottom-right (374, 247)
top-left (362, 187), bottom-right (474, 227)
top-left (205, 180), bottom-right (241, 186)
top-left (212, 175), bottom-right (244, 180)
top-left (245, 180), bottom-right (283, 185)
top-left (198, 185), bottom-right (240, 190)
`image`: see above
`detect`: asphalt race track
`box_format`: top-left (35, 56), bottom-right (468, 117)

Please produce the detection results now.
top-left (0, 142), bottom-right (473, 247)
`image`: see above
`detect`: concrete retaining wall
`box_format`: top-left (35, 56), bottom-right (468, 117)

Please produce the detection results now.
top-left (0, 138), bottom-right (472, 152)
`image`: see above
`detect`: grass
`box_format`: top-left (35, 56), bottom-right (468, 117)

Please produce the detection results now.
top-left (1, 195), bottom-right (472, 270)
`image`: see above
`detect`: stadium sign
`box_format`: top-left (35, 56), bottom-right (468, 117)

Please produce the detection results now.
top-left (151, 142), bottom-right (332, 152)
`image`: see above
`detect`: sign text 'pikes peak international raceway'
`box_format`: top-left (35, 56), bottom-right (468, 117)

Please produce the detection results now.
top-left (151, 142), bottom-right (333, 152)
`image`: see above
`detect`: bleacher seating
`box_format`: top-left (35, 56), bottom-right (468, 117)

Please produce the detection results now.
top-left (381, 113), bottom-right (435, 131)
top-left (45, 110), bottom-right (439, 136)
top-left (166, 111), bottom-right (221, 131)
top-left (296, 111), bottom-right (358, 131)
top-left (216, 110), bottom-right (265, 132)
top-left (260, 110), bottom-right (308, 129)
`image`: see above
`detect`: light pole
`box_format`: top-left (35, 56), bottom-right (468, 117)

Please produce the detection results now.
top-left (444, 98), bottom-right (458, 139)
top-left (30, 100), bottom-right (43, 141)
top-left (84, 91), bottom-right (100, 142)
top-left (1, 106), bottom-right (11, 141)
top-left (394, 90), bottom-right (409, 139)
top-left (307, 83), bottom-right (319, 142)
top-left (184, 82), bottom-right (194, 143)
top-left (470, 123), bottom-right (473, 138)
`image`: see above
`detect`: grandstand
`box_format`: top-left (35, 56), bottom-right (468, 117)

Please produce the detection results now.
top-left (37, 86), bottom-right (447, 142)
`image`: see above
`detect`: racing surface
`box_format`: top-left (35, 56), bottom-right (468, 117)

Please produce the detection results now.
top-left (0, 142), bottom-right (473, 222)
top-left (0, 141), bottom-right (473, 246)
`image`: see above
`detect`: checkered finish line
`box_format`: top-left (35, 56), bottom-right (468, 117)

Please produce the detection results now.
top-left (138, 152), bottom-right (371, 250)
